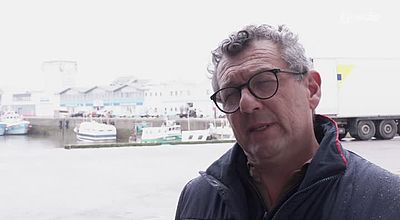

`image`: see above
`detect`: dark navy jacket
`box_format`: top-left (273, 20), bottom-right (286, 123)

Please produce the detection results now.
top-left (175, 115), bottom-right (400, 219)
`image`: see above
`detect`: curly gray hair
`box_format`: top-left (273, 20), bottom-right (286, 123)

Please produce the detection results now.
top-left (209, 24), bottom-right (312, 92)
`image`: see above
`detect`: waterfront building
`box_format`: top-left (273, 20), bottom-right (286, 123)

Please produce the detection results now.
top-left (59, 84), bottom-right (145, 116)
top-left (142, 79), bottom-right (215, 118)
top-left (59, 77), bottom-right (217, 118)
top-left (0, 90), bottom-right (59, 117)
top-left (1, 74), bottom-right (219, 119)
top-left (0, 60), bottom-right (76, 117)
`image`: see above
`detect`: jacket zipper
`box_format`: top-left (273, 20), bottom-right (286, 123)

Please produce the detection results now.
top-left (268, 174), bottom-right (341, 220)
top-left (247, 176), bottom-right (267, 212)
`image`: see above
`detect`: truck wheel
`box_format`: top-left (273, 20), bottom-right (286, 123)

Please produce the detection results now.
top-left (398, 122), bottom-right (400, 135)
top-left (356, 120), bottom-right (375, 140)
top-left (375, 120), bottom-right (397, 140)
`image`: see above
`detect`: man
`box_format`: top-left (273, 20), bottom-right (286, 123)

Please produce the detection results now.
top-left (175, 24), bottom-right (400, 219)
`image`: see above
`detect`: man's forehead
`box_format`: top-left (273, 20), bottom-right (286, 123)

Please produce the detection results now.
top-left (216, 40), bottom-right (284, 81)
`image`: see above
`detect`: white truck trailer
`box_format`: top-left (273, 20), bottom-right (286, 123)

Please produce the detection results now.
top-left (313, 57), bottom-right (400, 140)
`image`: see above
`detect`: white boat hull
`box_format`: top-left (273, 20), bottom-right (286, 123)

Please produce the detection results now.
top-left (0, 123), bottom-right (6, 136)
top-left (74, 121), bottom-right (117, 142)
top-left (140, 123), bottom-right (182, 144)
top-left (182, 130), bottom-right (211, 142)
top-left (209, 124), bottom-right (235, 140)
top-left (76, 133), bottom-right (117, 142)
top-left (1, 111), bottom-right (30, 135)
top-left (5, 121), bottom-right (30, 135)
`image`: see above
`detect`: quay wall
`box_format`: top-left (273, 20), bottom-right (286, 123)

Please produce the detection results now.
top-left (26, 117), bottom-right (229, 143)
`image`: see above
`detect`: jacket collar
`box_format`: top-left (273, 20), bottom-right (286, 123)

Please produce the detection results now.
top-left (299, 114), bottom-right (348, 189)
top-left (205, 142), bottom-right (247, 186)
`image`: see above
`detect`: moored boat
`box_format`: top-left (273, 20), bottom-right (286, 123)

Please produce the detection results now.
top-left (182, 129), bottom-right (211, 142)
top-left (73, 121), bottom-right (117, 142)
top-left (208, 122), bottom-right (235, 141)
top-left (0, 111), bottom-right (31, 135)
top-left (129, 120), bottom-right (235, 144)
top-left (140, 121), bottom-right (182, 144)
top-left (0, 122), bottom-right (6, 136)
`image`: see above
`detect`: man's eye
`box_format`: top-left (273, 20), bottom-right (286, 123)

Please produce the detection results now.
top-left (252, 80), bottom-right (274, 88)
top-left (221, 92), bottom-right (234, 102)
top-left (219, 88), bottom-right (238, 102)
top-left (256, 79), bottom-right (274, 85)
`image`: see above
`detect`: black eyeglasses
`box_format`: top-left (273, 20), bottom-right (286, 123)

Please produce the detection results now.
top-left (210, 68), bottom-right (306, 114)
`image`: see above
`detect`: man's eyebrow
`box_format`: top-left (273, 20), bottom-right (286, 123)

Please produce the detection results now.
top-left (253, 67), bottom-right (276, 74)
top-left (221, 67), bottom-right (276, 88)
top-left (218, 70), bottom-right (238, 88)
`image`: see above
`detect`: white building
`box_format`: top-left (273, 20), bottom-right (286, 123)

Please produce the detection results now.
top-left (142, 79), bottom-right (215, 118)
top-left (0, 75), bottom-right (220, 118)
top-left (59, 84), bottom-right (145, 116)
top-left (0, 90), bottom-right (59, 117)
top-left (0, 60), bottom-right (77, 117)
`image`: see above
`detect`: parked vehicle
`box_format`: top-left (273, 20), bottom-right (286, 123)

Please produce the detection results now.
top-left (70, 111), bottom-right (86, 117)
top-left (314, 57), bottom-right (400, 140)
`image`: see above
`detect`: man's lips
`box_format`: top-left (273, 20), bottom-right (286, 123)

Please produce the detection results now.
top-left (248, 123), bottom-right (274, 132)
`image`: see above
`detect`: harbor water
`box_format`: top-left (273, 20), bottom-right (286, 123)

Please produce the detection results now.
top-left (0, 134), bottom-right (232, 220)
top-left (0, 135), bottom-right (399, 219)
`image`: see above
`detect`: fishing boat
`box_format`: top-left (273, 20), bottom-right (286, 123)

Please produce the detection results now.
top-left (0, 122), bottom-right (6, 136)
top-left (73, 121), bottom-right (117, 142)
top-left (0, 111), bottom-right (31, 135)
top-left (208, 122), bottom-right (235, 140)
top-left (129, 120), bottom-right (233, 144)
top-left (182, 129), bottom-right (211, 142)
top-left (128, 122), bottom-right (149, 143)
top-left (140, 121), bottom-right (182, 144)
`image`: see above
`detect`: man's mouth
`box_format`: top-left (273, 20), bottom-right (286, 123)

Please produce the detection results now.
top-left (249, 123), bottom-right (273, 132)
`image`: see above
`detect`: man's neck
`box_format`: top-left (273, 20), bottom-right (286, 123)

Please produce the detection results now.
top-left (248, 140), bottom-right (319, 209)
top-left (249, 159), bottom-right (305, 208)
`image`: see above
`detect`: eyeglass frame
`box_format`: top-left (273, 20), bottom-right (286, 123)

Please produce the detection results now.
top-left (210, 68), bottom-right (307, 114)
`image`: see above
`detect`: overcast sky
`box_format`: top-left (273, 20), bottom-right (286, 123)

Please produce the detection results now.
top-left (1, 0), bottom-right (399, 91)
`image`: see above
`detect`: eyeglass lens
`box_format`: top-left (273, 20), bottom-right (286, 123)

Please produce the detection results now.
top-left (215, 71), bottom-right (278, 113)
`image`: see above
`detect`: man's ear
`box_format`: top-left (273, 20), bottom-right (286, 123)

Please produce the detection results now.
top-left (307, 70), bottom-right (321, 110)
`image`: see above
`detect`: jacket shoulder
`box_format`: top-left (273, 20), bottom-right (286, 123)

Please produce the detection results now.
top-left (345, 151), bottom-right (400, 219)
top-left (175, 175), bottom-right (231, 220)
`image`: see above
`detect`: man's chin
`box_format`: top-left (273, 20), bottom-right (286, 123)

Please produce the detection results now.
top-left (242, 142), bottom-right (283, 163)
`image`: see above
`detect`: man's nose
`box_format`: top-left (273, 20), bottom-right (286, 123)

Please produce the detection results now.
top-left (238, 87), bottom-right (262, 113)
